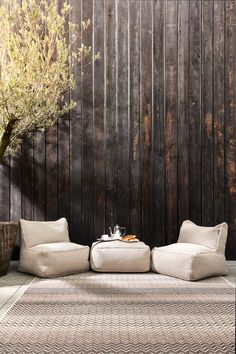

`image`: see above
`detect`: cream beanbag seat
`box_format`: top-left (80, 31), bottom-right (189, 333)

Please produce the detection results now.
top-left (91, 240), bottom-right (150, 272)
top-left (152, 220), bottom-right (228, 281)
top-left (19, 218), bottom-right (90, 277)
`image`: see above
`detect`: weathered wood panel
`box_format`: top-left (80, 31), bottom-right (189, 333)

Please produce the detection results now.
top-left (0, 0), bottom-right (235, 259)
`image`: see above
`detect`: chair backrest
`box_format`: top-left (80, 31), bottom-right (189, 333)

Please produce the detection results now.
top-left (178, 220), bottom-right (228, 254)
top-left (20, 218), bottom-right (70, 248)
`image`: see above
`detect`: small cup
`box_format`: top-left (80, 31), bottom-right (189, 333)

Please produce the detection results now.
top-left (101, 234), bottom-right (109, 241)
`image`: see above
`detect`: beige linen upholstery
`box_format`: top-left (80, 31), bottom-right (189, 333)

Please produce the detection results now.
top-left (90, 240), bottom-right (150, 272)
top-left (19, 218), bottom-right (90, 277)
top-left (152, 220), bottom-right (228, 281)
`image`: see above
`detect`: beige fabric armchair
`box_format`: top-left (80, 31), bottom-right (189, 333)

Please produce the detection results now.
top-left (19, 218), bottom-right (90, 278)
top-left (152, 220), bottom-right (228, 281)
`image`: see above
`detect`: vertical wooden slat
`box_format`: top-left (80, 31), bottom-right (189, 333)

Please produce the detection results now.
top-left (0, 0), bottom-right (10, 222)
top-left (45, 126), bottom-right (58, 221)
top-left (57, 114), bottom-right (70, 221)
top-left (117, 0), bottom-right (129, 231)
top-left (140, 0), bottom-right (153, 246)
top-left (189, 0), bottom-right (202, 225)
top-left (177, 0), bottom-right (189, 229)
top-left (10, 155), bottom-right (21, 258)
top-left (129, 0), bottom-right (141, 238)
top-left (165, 0), bottom-right (178, 244)
top-left (0, 0), bottom-right (10, 223)
top-left (225, 0), bottom-right (236, 259)
top-left (213, 0), bottom-right (225, 225)
top-left (57, 121), bottom-right (70, 221)
top-left (33, 132), bottom-right (46, 220)
top-left (21, 141), bottom-right (33, 220)
top-left (202, 0), bottom-right (214, 226)
top-left (94, 0), bottom-right (105, 238)
top-left (10, 156), bottom-right (21, 222)
top-left (57, 0), bottom-right (70, 222)
top-left (81, 0), bottom-right (94, 244)
top-left (153, 0), bottom-right (165, 246)
top-left (70, 0), bottom-right (82, 243)
top-left (0, 163), bottom-right (10, 221)
top-left (105, 0), bottom-right (117, 231)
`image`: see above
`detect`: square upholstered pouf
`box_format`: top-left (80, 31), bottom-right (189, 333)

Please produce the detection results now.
top-left (90, 240), bottom-right (151, 272)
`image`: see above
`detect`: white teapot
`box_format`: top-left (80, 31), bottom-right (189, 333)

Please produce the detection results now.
top-left (109, 224), bottom-right (126, 238)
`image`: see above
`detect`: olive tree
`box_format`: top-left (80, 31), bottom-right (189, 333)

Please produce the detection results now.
top-left (0, 0), bottom-right (97, 163)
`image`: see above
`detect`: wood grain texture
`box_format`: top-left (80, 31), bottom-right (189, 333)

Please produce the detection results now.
top-left (0, 0), bottom-right (235, 259)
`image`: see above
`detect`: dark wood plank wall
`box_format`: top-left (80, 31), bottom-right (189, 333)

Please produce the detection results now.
top-left (0, 0), bottom-right (236, 259)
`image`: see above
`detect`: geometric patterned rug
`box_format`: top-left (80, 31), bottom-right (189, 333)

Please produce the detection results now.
top-left (0, 272), bottom-right (235, 353)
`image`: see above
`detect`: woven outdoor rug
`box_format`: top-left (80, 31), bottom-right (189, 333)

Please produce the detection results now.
top-left (0, 272), bottom-right (235, 354)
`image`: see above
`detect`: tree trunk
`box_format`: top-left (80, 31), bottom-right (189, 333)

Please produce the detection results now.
top-left (0, 119), bottom-right (17, 164)
top-left (0, 222), bottom-right (19, 276)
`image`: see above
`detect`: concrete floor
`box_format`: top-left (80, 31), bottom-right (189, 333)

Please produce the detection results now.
top-left (0, 261), bottom-right (235, 321)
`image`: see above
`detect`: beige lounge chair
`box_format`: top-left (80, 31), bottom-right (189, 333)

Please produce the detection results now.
top-left (19, 218), bottom-right (90, 277)
top-left (152, 220), bottom-right (228, 281)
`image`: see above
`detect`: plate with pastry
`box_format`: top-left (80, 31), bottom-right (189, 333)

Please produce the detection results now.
top-left (120, 234), bottom-right (139, 242)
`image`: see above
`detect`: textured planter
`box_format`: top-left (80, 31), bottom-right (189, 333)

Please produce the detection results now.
top-left (0, 222), bottom-right (19, 276)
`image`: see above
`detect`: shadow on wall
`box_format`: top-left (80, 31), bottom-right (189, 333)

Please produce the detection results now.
top-left (0, 123), bottom-right (72, 259)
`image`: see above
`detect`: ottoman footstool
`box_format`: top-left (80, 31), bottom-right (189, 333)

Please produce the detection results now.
top-left (90, 240), bottom-right (150, 272)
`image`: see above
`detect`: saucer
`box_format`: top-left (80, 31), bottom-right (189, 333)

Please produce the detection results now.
top-left (97, 236), bottom-right (121, 242)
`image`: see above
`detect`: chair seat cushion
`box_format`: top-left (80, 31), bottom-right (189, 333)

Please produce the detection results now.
top-left (19, 242), bottom-right (90, 278)
top-left (90, 240), bottom-right (150, 272)
top-left (155, 242), bottom-right (213, 255)
top-left (31, 242), bottom-right (86, 253)
top-left (152, 243), bottom-right (228, 281)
